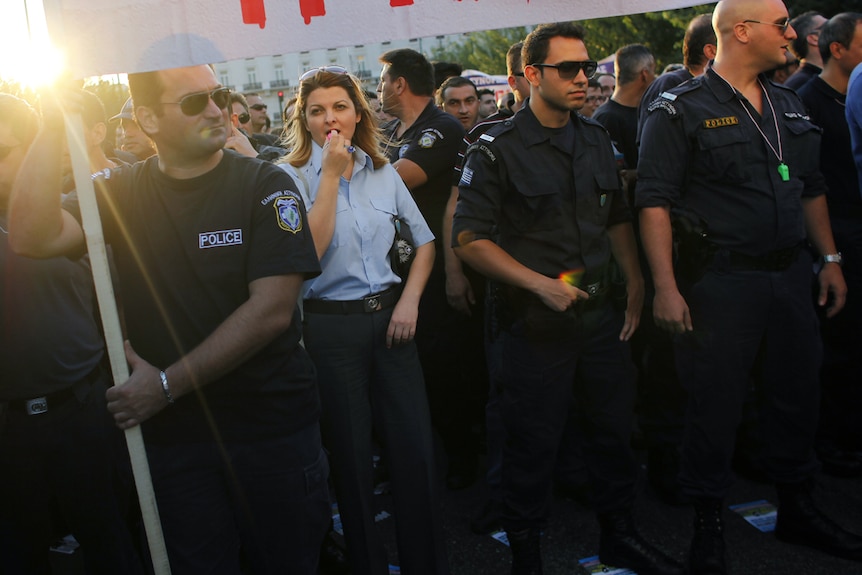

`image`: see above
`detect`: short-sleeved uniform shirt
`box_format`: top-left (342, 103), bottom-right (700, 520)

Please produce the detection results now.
top-left (453, 103), bottom-right (630, 283)
top-left (74, 150), bottom-right (321, 443)
top-left (281, 144), bottom-right (434, 301)
top-left (382, 100), bottom-right (464, 266)
top-left (636, 67), bottom-right (826, 256)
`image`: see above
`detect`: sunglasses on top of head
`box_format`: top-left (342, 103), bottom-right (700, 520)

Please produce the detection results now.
top-left (160, 87), bottom-right (231, 116)
top-left (299, 65), bottom-right (349, 83)
top-left (530, 60), bottom-right (599, 81)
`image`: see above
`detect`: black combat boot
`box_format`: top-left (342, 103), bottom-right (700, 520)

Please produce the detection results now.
top-left (775, 479), bottom-right (862, 561)
top-left (689, 498), bottom-right (728, 575)
top-left (598, 510), bottom-right (685, 575)
top-left (507, 528), bottom-right (543, 575)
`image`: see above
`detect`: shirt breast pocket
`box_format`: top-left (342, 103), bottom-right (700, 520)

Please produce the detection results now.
top-left (509, 176), bottom-right (564, 232)
top-left (329, 195), bottom-right (352, 247)
top-left (696, 125), bottom-right (751, 184)
top-left (784, 118), bottom-right (821, 176)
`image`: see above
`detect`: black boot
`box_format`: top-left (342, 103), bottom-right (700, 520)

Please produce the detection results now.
top-left (775, 479), bottom-right (862, 561)
top-left (689, 498), bottom-right (728, 575)
top-left (598, 510), bottom-right (685, 575)
top-left (507, 528), bottom-right (543, 575)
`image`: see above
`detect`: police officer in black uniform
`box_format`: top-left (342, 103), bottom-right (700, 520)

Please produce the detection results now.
top-left (637, 1), bottom-right (862, 573)
top-left (454, 22), bottom-right (683, 575)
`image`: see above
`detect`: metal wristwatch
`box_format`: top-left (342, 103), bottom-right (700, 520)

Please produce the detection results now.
top-left (821, 253), bottom-right (843, 266)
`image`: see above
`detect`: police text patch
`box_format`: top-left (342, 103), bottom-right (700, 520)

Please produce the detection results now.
top-left (703, 116), bottom-right (739, 129)
top-left (199, 229), bottom-right (243, 249)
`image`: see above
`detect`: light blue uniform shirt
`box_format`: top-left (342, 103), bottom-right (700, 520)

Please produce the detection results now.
top-left (281, 143), bottom-right (434, 301)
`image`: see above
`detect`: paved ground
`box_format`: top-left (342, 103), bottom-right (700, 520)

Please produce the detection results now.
top-left (50, 448), bottom-right (862, 574)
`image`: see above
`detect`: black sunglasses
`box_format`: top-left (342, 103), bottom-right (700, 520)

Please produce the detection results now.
top-left (531, 60), bottom-right (598, 80)
top-left (236, 112), bottom-right (250, 124)
top-left (299, 65), bottom-right (349, 83)
top-left (0, 143), bottom-right (19, 161)
top-left (249, 103), bottom-right (267, 111)
top-left (161, 87), bottom-right (231, 116)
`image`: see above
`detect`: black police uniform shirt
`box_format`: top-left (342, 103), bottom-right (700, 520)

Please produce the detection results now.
top-left (797, 76), bottom-right (861, 211)
top-left (69, 150), bottom-right (322, 443)
top-left (454, 102), bottom-right (630, 283)
top-left (593, 98), bottom-right (640, 169)
top-left (784, 62), bottom-right (822, 92)
top-left (451, 107), bottom-right (515, 186)
top-left (637, 67), bottom-right (695, 144)
top-left (636, 66), bottom-right (826, 256)
top-left (382, 100), bottom-right (465, 265)
top-left (0, 217), bottom-right (104, 401)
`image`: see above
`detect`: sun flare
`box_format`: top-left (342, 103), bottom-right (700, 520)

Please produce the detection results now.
top-left (0, 0), bottom-right (66, 89)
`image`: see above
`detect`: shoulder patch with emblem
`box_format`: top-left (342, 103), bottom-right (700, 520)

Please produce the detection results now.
top-left (703, 116), bottom-right (739, 128)
top-left (418, 132), bottom-right (437, 148)
top-left (274, 191), bottom-right (303, 234)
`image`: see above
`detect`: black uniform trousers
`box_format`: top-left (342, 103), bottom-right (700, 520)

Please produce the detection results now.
top-left (303, 306), bottom-right (449, 575)
top-left (497, 303), bottom-right (638, 532)
top-left (675, 250), bottom-right (822, 499)
top-left (0, 374), bottom-right (145, 575)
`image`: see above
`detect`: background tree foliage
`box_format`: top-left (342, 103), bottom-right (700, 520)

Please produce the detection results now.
top-left (430, 0), bottom-right (862, 76)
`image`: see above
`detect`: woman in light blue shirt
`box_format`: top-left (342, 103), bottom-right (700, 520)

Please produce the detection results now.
top-left (279, 67), bottom-right (448, 575)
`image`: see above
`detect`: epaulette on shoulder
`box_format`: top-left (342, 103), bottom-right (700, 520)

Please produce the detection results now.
top-left (646, 79), bottom-right (702, 118)
top-left (480, 118), bottom-right (516, 141)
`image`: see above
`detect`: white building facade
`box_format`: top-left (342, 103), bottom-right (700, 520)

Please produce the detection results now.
top-left (215, 34), bottom-right (469, 129)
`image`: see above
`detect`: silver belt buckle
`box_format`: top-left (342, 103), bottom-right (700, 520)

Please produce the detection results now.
top-left (585, 282), bottom-right (601, 296)
top-left (364, 295), bottom-right (380, 312)
top-left (25, 397), bottom-right (48, 416)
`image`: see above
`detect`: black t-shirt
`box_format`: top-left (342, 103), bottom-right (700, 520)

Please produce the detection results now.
top-left (382, 100), bottom-right (464, 267)
top-left (72, 150), bottom-right (321, 443)
top-left (0, 219), bottom-right (104, 400)
top-left (797, 76), bottom-right (860, 212)
top-left (593, 98), bottom-right (639, 169)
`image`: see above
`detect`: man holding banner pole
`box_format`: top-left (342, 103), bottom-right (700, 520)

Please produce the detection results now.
top-left (8, 64), bottom-right (330, 574)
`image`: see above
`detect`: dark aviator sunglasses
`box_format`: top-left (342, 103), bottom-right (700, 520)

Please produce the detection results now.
top-left (161, 87), bottom-right (231, 116)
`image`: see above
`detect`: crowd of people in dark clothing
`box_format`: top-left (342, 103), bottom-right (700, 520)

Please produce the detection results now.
top-left (2, 1), bottom-right (862, 574)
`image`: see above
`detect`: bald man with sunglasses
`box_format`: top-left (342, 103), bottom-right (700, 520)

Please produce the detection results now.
top-left (638, 1), bottom-right (862, 572)
top-left (8, 64), bottom-right (330, 574)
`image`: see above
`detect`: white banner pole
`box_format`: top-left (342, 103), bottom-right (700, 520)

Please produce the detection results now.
top-left (64, 112), bottom-right (172, 575)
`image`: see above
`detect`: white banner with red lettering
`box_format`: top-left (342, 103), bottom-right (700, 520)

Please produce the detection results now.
top-left (43, 0), bottom-right (704, 78)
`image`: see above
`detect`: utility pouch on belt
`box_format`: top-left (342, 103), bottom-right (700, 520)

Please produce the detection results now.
top-left (672, 208), bottom-right (715, 283)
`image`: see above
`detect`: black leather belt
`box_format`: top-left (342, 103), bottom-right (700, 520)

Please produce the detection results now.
top-left (725, 243), bottom-right (801, 272)
top-left (304, 287), bottom-right (400, 315)
top-left (3, 365), bottom-right (102, 416)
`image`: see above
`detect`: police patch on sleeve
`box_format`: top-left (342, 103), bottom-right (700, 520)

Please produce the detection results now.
top-left (273, 192), bottom-right (303, 234)
top-left (648, 98), bottom-right (678, 116)
top-left (418, 132), bottom-right (437, 148)
top-left (460, 167), bottom-right (474, 186)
